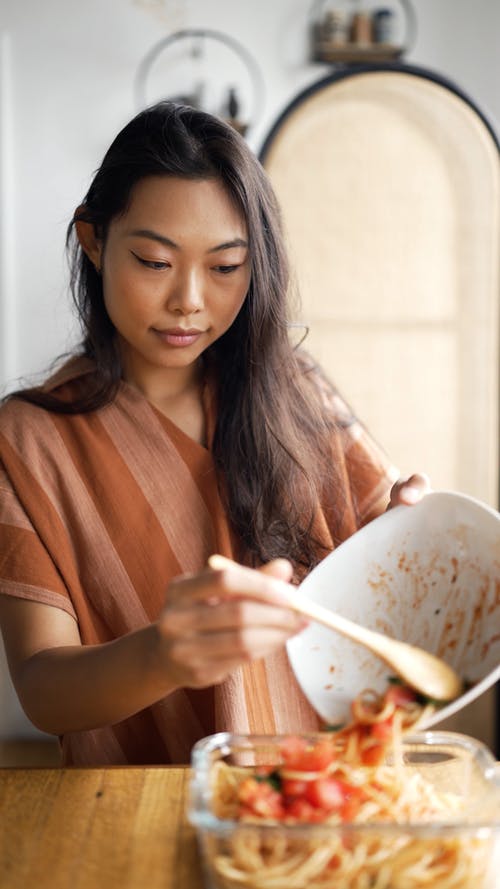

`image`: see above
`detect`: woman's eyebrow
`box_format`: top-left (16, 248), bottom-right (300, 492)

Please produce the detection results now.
top-left (128, 228), bottom-right (177, 248)
top-left (128, 229), bottom-right (248, 253)
top-left (207, 238), bottom-right (248, 253)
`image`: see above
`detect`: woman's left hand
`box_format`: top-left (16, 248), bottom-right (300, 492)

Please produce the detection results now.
top-left (388, 472), bottom-right (431, 509)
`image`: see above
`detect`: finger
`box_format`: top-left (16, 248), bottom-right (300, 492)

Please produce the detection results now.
top-left (206, 554), bottom-right (294, 607)
top-left (159, 598), bottom-right (305, 639)
top-left (258, 558), bottom-right (294, 582)
top-left (209, 553), bottom-right (293, 584)
top-left (389, 472), bottom-right (431, 507)
top-left (166, 566), bottom-right (222, 607)
top-left (166, 562), bottom-right (287, 609)
top-left (256, 560), bottom-right (309, 628)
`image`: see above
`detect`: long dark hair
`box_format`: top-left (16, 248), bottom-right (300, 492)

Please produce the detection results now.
top-left (9, 102), bottom-right (343, 572)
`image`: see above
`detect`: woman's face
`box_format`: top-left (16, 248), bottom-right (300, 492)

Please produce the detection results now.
top-left (97, 175), bottom-right (251, 387)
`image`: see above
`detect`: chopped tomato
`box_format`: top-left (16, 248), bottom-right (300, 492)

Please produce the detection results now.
top-left (298, 740), bottom-right (337, 771)
top-left (339, 783), bottom-right (366, 822)
top-left (327, 853), bottom-right (342, 870)
top-left (280, 737), bottom-right (336, 772)
top-left (345, 726), bottom-right (366, 748)
top-left (239, 804), bottom-right (259, 818)
top-left (384, 684), bottom-right (416, 707)
top-left (281, 778), bottom-right (308, 799)
top-left (280, 736), bottom-right (308, 765)
top-left (237, 777), bottom-right (260, 805)
top-left (340, 796), bottom-right (362, 821)
top-left (285, 798), bottom-right (326, 822)
top-left (337, 778), bottom-right (365, 798)
top-left (252, 793), bottom-right (284, 819)
top-left (305, 777), bottom-right (346, 811)
top-left (360, 742), bottom-right (386, 766)
top-left (237, 778), bottom-right (284, 819)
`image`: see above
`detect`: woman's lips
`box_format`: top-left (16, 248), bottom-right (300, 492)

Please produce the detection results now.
top-left (153, 327), bottom-right (205, 347)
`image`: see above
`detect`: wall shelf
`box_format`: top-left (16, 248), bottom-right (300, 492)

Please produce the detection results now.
top-left (309, 0), bottom-right (417, 66)
top-left (313, 42), bottom-right (403, 64)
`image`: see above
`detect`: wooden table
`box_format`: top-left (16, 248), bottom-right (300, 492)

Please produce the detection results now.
top-left (0, 766), bottom-right (205, 889)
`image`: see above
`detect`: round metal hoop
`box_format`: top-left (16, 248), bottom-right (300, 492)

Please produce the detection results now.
top-left (134, 28), bottom-right (266, 133)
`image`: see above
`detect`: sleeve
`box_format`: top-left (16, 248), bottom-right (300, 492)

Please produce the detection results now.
top-left (299, 352), bottom-right (400, 527)
top-left (335, 402), bottom-right (400, 525)
top-left (0, 464), bottom-right (77, 620)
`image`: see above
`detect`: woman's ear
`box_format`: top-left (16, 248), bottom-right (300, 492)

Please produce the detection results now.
top-left (74, 207), bottom-right (103, 273)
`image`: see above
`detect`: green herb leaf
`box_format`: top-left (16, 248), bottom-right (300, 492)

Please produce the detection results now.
top-left (255, 769), bottom-right (282, 791)
top-left (323, 723), bottom-right (346, 732)
top-left (415, 692), bottom-right (445, 707)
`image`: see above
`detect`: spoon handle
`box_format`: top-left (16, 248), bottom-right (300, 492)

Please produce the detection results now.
top-left (208, 553), bottom-right (463, 702)
top-left (289, 590), bottom-right (382, 648)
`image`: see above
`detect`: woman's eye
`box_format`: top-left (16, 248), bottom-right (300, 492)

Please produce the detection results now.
top-left (141, 259), bottom-right (169, 270)
top-left (213, 264), bottom-right (240, 275)
top-left (132, 253), bottom-right (169, 270)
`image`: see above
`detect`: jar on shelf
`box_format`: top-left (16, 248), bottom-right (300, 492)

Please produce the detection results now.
top-left (322, 10), bottom-right (350, 45)
top-left (350, 11), bottom-right (373, 44)
top-left (372, 7), bottom-right (395, 43)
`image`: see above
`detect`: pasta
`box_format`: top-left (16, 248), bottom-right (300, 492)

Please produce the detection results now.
top-left (205, 684), bottom-right (498, 889)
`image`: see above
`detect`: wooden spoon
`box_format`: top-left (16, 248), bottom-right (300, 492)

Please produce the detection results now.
top-left (208, 554), bottom-right (463, 702)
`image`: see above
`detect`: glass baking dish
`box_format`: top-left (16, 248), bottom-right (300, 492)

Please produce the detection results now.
top-left (189, 730), bottom-right (500, 889)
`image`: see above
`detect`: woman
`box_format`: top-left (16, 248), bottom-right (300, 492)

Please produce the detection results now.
top-left (0, 102), bottom-right (428, 764)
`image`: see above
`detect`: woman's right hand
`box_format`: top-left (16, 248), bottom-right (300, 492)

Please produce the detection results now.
top-left (155, 557), bottom-right (306, 688)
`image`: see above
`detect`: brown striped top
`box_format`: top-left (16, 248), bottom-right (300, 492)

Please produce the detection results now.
top-left (0, 357), bottom-right (398, 765)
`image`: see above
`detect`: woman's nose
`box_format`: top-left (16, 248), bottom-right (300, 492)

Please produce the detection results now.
top-left (166, 268), bottom-right (204, 314)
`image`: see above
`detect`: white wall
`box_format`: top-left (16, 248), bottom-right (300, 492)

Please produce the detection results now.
top-left (1, 0), bottom-right (499, 390)
top-left (0, 0), bottom-right (498, 738)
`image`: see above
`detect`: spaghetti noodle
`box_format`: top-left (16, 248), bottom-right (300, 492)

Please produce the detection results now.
top-left (206, 684), bottom-right (497, 888)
